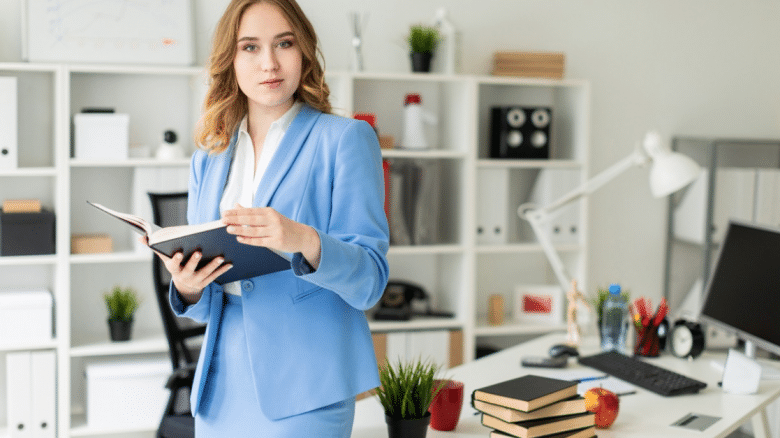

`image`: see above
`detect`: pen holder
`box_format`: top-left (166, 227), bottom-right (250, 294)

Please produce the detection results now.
top-left (634, 324), bottom-right (660, 357)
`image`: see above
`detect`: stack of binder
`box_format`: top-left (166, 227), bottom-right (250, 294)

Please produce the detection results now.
top-left (472, 375), bottom-right (596, 438)
top-left (6, 351), bottom-right (56, 438)
top-left (492, 52), bottom-right (566, 79)
top-left (386, 159), bottom-right (440, 246)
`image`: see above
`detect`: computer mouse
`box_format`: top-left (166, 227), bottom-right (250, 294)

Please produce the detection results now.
top-left (548, 344), bottom-right (579, 358)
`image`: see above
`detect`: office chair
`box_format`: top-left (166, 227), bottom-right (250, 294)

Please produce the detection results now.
top-left (148, 192), bottom-right (205, 438)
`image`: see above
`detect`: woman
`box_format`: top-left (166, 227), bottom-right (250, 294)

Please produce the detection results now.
top-left (150, 0), bottom-right (389, 436)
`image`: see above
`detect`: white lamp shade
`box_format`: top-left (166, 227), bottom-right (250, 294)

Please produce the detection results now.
top-left (642, 130), bottom-right (701, 198)
top-left (648, 152), bottom-right (701, 198)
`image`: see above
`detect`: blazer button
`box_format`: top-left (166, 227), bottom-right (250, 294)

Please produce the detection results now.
top-left (241, 280), bottom-right (254, 292)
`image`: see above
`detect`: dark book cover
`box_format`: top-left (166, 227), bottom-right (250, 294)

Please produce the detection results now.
top-left (473, 375), bottom-right (578, 412)
top-left (151, 225), bottom-right (290, 285)
top-left (89, 201), bottom-right (291, 285)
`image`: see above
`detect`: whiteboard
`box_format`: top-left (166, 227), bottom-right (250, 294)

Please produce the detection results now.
top-left (24, 0), bottom-right (194, 65)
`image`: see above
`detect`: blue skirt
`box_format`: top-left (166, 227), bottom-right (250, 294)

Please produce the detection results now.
top-left (195, 293), bottom-right (355, 437)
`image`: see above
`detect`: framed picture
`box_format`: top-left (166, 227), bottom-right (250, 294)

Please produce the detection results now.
top-left (513, 284), bottom-right (563, 324)
top-left (23, 0), bottom-right (194, 65)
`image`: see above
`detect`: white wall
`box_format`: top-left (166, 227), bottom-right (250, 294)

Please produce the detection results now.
top-left (3, 0), bottom-right (780, 303)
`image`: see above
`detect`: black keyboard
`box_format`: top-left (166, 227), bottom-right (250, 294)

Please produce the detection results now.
top-left (578, 350), bottom-right (707, 396)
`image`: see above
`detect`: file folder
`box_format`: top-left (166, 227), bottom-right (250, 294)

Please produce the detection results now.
top-left (6, 351), bottom-right (32, 438)
top-left (31, 351), bottom-right (56, 438)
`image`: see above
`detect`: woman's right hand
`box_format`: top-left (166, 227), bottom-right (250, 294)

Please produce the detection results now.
top-left (141, 236), bottom-right (233, 304)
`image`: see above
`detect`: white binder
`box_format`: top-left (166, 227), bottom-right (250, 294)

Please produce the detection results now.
top-left (0, 77), bottom-right (18, 170)
top-left (6, 352), bottom-right (32, 438)
top-left (530, 168), bottom-right (581, 244)
top-left (476, 168), bottom-right (510, 244)
top-left (30, 351), bottom-right (56, 438)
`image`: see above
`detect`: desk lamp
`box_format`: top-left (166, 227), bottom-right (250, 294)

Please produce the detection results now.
top-left (518, 131), bottom-right (701, 293)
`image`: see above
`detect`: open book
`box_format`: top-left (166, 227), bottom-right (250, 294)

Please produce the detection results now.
top-left (88, 201), bottom-right (290, 285)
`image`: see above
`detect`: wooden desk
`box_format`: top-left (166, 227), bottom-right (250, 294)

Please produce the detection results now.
top-left (352, 332), bottom-right (780, 438)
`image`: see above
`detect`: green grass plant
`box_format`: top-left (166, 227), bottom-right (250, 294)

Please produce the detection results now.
top-left (376, 357), bottom-right (442, 420)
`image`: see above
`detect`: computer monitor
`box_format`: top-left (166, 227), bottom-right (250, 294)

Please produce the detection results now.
top-left (699, 220), bottom-right (780, 358)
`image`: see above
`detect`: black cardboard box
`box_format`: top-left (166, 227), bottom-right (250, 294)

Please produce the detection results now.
top-left (0, 210), bottom-right (56, 256)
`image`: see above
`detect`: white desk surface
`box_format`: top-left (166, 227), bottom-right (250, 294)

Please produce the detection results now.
top-left (352, 332), bottom-right (780, 438)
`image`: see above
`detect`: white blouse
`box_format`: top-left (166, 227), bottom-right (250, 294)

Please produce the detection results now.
top-left (220, 101), bottom-right (302, 296)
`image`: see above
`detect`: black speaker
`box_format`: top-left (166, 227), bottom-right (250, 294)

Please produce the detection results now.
top-left (490, 106), bottom-right (551, 159)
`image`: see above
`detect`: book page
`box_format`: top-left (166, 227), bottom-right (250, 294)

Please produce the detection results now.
top-left (88, 201), bottom-right (156, 236)
top-left (148, 220), bottom-right (225, 245)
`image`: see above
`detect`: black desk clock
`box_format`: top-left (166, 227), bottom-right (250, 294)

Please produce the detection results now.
top-left (669, 319), bottom-right (705, 359)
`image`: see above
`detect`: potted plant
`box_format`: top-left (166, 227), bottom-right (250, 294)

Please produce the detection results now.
top-left (407, 24), bottom-right (439, 73)
top-left (104, 285), bottom-right (140, 342)
top-left (376, 357), bottom-right (442, 438)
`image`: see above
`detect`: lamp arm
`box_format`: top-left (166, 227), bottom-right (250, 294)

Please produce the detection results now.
top-left (538, 148), bottom-right (648, 216)
top-left (518, 147), bottom-right (648, 292)
top-left (524, 208), bottom-right (575, 292)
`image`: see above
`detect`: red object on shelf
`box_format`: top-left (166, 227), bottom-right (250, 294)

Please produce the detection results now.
top-left (353, 113), bottom-right (376, 128)
top-left (523, 295), bottom-right (552, 314)
top-left (404, 93), bottom-right (421, 105)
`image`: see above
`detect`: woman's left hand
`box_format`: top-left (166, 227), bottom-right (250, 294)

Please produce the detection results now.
top-left (222, 204), bottom-right (321, 269)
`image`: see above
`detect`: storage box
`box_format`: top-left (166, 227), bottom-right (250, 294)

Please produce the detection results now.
top-left (73, 113), bottom-right (129, 161)
top-left (71, 234), bottom-right (113, 254)
top-left (0, 209), bottom-right (55, 256)
top-left (86, 359), bottom-right (171, 429)
top-left (492, 51), bottom-right (566, 79)
top-left (2, 199), bottom-right (41, 213)
top-left (0, 289), bottom-right (53, 344)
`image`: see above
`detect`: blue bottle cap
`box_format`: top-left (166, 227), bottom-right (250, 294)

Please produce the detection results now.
top-left (609, 283), bottom-right (621, 295)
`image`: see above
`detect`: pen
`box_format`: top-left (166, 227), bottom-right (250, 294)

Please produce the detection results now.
top-left (577, 375), bottom-right (608, 383)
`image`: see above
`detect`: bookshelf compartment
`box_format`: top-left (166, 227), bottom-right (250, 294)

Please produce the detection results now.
top-left (69, 263), bottom-right (160, 352)
top-left (0, 68), bottom-right (57, 169)
top-left (352, 76), bottom-right (471, 153)
top-left (476, 80), bottom-right (588, 161)
top-left (69, 72), bottom-right (205, 159)
top-left (385, 158), bottom-right (464, 247)
top-left (380, 252), bottom-right (467, 322)
top-left (474, 251), bottom-right (581, 334)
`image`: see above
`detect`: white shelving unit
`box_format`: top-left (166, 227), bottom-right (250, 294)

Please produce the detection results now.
top-left (0, 63), bottom-right (589, 437)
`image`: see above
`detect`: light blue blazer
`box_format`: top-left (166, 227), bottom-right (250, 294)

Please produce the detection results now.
top-left (169, 104), bottom-right (390, 420)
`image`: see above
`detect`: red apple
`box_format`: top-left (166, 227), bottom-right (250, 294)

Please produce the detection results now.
top-left (584, 387), bottom-right (619, 428)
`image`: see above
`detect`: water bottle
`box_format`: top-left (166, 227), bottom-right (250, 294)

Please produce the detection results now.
top-left (601, 283), bottom-right (628, 352)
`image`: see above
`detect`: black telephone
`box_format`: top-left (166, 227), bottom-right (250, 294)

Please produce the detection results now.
top-left (373, 280), bottom-right (454, 321)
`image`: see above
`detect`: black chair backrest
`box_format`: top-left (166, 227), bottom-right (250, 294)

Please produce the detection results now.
top-left (148, 192), bottom-right (205, 370)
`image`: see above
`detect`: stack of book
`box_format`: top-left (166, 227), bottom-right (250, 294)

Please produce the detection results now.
top-left (492, 52), bottom-right (566, 79)
top-left (473, 375), bottom-right (596, 438)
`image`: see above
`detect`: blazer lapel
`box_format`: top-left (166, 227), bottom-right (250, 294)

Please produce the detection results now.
top-left (195, 139), bottom-right (236, 223)
top-left (253, 105), bottom-right (320, 208)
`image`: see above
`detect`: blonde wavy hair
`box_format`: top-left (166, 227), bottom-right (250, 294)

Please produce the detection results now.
top-left (195, 0), bottom-right (331, 153)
